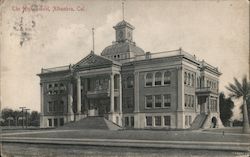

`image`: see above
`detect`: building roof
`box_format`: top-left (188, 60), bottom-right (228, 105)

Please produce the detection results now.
top-left (113, 20), bottom-right (135, 30)
top-left (101, 41), bottom-right (145, 56)
top-left (73, 51), bottom-right (121, 69)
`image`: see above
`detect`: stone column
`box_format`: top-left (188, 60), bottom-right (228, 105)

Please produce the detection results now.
top-left (40, 83), bottom-right (44, 115)
top-left (176, 66), bottom-right (184, 129)
top-left (177, 66), bottom-right (184, 111)
top-left (40, 83), bottom-right (44, 128)
top-left (134, 72), bottom-right (140, 112)
top-left (119, 74), bottom-right (122, 114)
top-left (76, 76), bottom-right (81, 114)
top-left (84, 78), bottom-right (88, 114)
top-left (110, 73), bottom-right (114, 113)
top-left (67, 81), bottom-right (73, 122)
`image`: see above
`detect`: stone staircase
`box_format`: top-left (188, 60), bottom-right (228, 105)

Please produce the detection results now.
top-left (190, 113), bottom-right (208, 130)
top-left (59, 116), bottom-right (121, 130)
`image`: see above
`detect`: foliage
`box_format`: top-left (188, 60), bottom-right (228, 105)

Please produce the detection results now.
top-left (219, 93), bottom-right (234, 126)
top-left (1, 108), bottom-right (40, 126)
top-left (226, 76), bottom-right (250, 133)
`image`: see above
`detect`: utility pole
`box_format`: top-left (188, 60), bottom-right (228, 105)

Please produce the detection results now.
top-left (19, 107), bottom-right (26, 129)
top-left (24, 108), bottom-right (30, 129)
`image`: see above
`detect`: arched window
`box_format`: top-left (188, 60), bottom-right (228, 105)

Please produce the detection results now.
top-left (145, 73), bottom-right (153, 86)
top-left (184, 72), bottom-right (187, 84)
top-left (164, 71), bottom-right (171, 85)
top-left (127, 76), bottom-right (134, 88)
top-left (155, 72), bottom-right (162, 85)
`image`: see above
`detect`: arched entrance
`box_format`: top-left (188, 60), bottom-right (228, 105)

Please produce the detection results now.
top-left (211, 117), bottom-right (217, 128)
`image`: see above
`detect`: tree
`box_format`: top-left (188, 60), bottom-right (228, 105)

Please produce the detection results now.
top-left (1, 108), bottom-right (21, 126)
top-left (226, 76), bottom-right (250, 133)
top-left (219, 93), bottom-right (234, 126)
top-left (29, 111), bottom-right (40, 126)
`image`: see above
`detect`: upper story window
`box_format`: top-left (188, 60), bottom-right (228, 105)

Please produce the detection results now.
top-left (197, 77), bottom-right (200, 88)
top-left (185, 94), bottom-right (188, 107)
top-left (155, 72), bottom-right (162, 86)
top-left (184, 72), bottom-right (187, 85)
top-left (188, 73), bottom-right (191, 85)
top-left (164, 71), bottom-right (171, 85)
top-left (145, 73), bottom-right (153, 86)
top-left (145, 95), bottom-right (153, 108)
top-left (163, 94), bottom-right (171, 107)
top-left (191, 74), bottom-right (194, 86)
top-left (48, 84), bottom-right (52, 89)
top-left (155, 95), bottom-right (162, 108)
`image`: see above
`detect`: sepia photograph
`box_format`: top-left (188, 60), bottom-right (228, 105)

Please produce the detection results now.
top-left (0, 0), bottom-right (249, 156)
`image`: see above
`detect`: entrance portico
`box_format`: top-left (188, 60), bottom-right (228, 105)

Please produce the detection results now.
top-left (69, 53), bottom-right (122, 125)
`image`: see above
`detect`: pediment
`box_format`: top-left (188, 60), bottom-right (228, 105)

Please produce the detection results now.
top-left (73, 52), bottom-right (120, 69)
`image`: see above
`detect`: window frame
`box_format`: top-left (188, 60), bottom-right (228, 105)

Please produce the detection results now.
top-left (164, 116), bottom-right (171, 126)
top-left (146, 116), bottom-right (153, 126)
top-left (145, 73), bottom-right (153, 87)
top-left (163, 94), bottom-right (171, 108)
top-left (154, 95), bottom-right (162, 108)
top-left (164, 71), bottom-right (171, 85)
top-left (145, 95), bottom-right (153, 108)
top-left (154, 72), bottom-right (162, 86)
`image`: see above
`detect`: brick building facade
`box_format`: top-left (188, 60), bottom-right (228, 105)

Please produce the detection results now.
top-left (38, 19), bottom-right (223, 129)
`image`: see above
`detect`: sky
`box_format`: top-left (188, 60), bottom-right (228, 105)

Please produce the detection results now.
top-left (0, 0), bottom-right (249, 119)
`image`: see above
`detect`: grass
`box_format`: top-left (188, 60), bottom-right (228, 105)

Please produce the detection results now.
top-left (2, 127), bottom-right (250, 143)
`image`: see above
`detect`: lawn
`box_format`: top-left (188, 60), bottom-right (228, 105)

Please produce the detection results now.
top-left (2, 128), bottom-right (250, 143)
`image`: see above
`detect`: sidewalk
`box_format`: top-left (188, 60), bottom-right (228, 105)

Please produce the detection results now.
top-left (1, 135), bottom-right (250, 152)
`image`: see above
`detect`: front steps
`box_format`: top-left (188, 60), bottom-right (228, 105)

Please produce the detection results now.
top-left (190, 113), bottom-right (208, 130)
top-left (59, 116), bottom-right (121, 130)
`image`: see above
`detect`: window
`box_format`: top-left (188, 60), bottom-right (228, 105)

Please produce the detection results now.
top-left (191, 74), bottom-right (194, 86)
top-left (185, 116), bottom-right (188, 126)
top-left (188, 95), bottom-right (191, 107)
top-left (155, 116), bottom-right (162, 126)
top-left (145, 96), bottom-right (153, 108)
top-left (131, 117), bottom-right (134, 127)
top-left (164, 94), bottom-right (171, 107)
top-left (127, 76), bottom-right (134, 88)
top-left (155, 72), bottom-right (162, 85)
top-left (54, 83), bottom-right (58, 87)
top-left (197, 77), bottom-right (200, 88)
top-left (188, 73), bottom-right (191, 85)
top-left (185, 94), bottom-right (187, 107)
top-left (155, 95), bottom-right (162, 108)
top-left (164, 71), bottom-right (171, 85)
top-left (191, 96), bottom-right (194, 107)
top-left (125, 117), bottom-right (129, 127)
top-left (146, 116), bottom-right (152, 126)
top-left (184, 72), bottom-right (187, 85)
top-left (54, 118), bottom-right (58, 127)
top-left (145, 73), bottom-right (153, 86)
top-left (48, 119), bottom-right (52, 127)
top-left (164, 116), bottom-right (171, 126)
top-left (48, 84), bottom-right (52, 89)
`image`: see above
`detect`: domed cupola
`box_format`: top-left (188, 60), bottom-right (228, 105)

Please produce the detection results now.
top-left (101, 20), bottom-right (145, 62)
